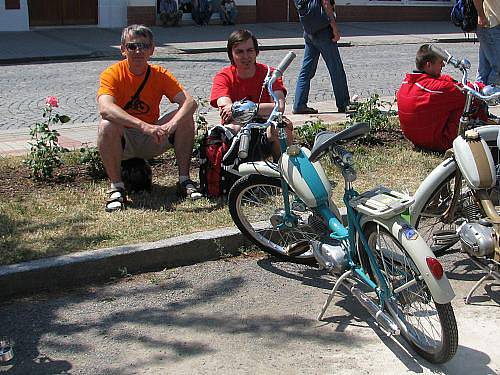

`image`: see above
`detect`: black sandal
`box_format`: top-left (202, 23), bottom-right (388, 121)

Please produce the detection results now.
top-left (105, 188), bottom-right (127, 212)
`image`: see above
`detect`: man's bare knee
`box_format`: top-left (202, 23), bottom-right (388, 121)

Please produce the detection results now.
top-left (98, 119), bottom-right (123, 143)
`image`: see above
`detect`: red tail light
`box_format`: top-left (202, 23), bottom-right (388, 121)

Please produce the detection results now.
top-left (426, 257), bottom-right (444, 280)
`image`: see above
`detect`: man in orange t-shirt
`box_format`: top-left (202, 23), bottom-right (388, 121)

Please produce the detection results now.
top-left (97, 24), bottom-right (200, 212)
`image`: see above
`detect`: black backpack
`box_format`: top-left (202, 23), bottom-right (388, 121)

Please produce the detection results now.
top-left (121, 158), bottom-right (152, 192)
top-left (451, 0), bottom-right (478, 33)
top-left (294, 0), bottom-right (331, 35)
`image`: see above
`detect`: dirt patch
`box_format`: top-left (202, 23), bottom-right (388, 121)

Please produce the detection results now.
top-left (0, 154), bottom-right (201, 199)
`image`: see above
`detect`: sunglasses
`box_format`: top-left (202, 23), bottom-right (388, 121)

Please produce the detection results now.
top-left (125, 42), bottom-right (152, 51)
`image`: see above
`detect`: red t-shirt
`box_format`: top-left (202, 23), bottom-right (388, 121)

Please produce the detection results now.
top-left (97, 60), bottom-right (183, 124)
top-left (210, 63), bottom-right (287, 108)
top-left (397, 72), bottom-right (487, 152)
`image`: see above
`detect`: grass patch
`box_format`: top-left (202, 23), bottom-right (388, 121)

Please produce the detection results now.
top-left (0, 135), bottom-right (443, 266)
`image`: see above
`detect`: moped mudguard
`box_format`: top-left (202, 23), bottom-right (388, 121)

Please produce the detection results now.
top-left (237, 161), bottom-right (281, 178)
top-left (409, 157), bottom-right (456, 227)
top-left (360, 216), bottom-right (455, 304)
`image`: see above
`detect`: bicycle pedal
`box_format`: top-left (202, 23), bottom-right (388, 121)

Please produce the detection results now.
top-left (285, 240), bottom-right (310, 256)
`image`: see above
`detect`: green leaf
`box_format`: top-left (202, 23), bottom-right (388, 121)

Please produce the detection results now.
top-left (59, 115), bottom-right (71, 123)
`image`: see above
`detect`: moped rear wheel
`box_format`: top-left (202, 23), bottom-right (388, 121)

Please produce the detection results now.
top-left (363, 223), bottom-right (458, 364)
top-left (228, 174), bottom-right (331, 262)
top-left (414, 171), bottom-right (484, 255)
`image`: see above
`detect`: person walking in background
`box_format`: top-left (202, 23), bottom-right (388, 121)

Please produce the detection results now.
top-left (159, 0), bottom-right (183, 27)
top-left (473, 0), bottom-right (500, 85)
top-left (191, 0), bottom-right (213, 26)
top-left (293, 0), bottom-right (350, 114)
top-left (220, 0), bottom-right (238, 25)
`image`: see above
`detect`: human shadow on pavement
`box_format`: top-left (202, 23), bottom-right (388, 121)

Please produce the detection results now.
top-left (442, 255), bottom-right (500, 306)
top-left (0, 273), bottom-right (369, 373)
top-left (1, 257), bottom-right (497, 374)
top-left (256, 256), bottom-right (497, 374)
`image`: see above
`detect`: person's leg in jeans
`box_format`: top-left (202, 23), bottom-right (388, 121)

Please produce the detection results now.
top-left (476, 47), bottom-right (491, 83)
top-left (314, 27), bottom-right (350, 111)
top-left (293, 33), bottom-right (320, 113)
top-left (476, 25), bottom-right (500, 85)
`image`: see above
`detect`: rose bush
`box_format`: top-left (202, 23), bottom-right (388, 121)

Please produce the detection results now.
top-left (24, 96), bottom-right (71, 180)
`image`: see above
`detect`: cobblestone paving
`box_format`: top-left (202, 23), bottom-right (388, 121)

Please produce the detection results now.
top-left (0, 43), bottom-right (480, 131)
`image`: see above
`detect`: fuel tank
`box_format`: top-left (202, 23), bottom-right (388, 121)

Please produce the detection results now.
top-left (279, 146), bottom-right (332, 208)
top-left (453, 130), bottom-right (496, 189)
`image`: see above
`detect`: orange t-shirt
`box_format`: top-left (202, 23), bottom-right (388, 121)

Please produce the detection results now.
top-left (97, 60), bottom-right (183, 124)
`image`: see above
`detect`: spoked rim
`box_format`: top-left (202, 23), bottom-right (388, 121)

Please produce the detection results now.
top-left (368, 228), bottom-right (446, 354)
top-left (415, 174), bottom-right (470, 254)
top-left (234, 181), bottom-right (329, 257)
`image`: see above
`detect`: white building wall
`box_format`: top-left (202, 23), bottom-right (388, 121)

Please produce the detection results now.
top-left (99, 0), bottom-right (128, 28)
top-left (99, 0), bottom-right (156, 28)
top-left (0, 0), bottom-right (29, 31)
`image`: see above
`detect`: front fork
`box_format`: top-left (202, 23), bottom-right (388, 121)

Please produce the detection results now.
top-left (276, 118), bottom-right (295, 228)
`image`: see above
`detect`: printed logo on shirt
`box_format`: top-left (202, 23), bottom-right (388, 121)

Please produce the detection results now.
top-left (125, 98), bottom-right (150, 115)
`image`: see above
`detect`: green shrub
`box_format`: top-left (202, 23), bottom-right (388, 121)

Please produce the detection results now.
top-left (295, 119), bottom-right (327, 149)
top-left (347, 93), bottom-right (397, 132)
top-left (79, 145), bottom-right (106, 179)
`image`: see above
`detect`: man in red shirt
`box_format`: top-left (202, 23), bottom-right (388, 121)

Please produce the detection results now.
top-left (210, 29), bottom-right (293, 158)
top-left (397, 44), bottom-right (488, 152)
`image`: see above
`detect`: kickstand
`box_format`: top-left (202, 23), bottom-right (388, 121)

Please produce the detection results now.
top-left (465, 261), bottom-right (500, 304)
top-left (318, 270), bottom-right (352, 321)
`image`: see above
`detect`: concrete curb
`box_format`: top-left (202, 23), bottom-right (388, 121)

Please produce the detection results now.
top-left (0, 226), bottom-right (249, 299)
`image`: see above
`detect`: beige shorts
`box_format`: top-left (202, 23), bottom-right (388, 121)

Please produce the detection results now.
top-left (122, 128), bottom-right (174, 160)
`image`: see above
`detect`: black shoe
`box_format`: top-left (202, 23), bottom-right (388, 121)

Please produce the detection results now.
top-left (292, 106), bottom-right (318, 115)
top-left (338, 103), bottom-right (358, 113)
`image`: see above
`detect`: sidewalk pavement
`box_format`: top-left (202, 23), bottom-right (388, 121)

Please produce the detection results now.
top-left (0, 21), bottom-right (480, 157)
top-left (0, 21), bottom-right (486, 299)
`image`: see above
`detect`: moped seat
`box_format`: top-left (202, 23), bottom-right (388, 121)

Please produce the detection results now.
top-left (309, 122), bottom-right (369, 162)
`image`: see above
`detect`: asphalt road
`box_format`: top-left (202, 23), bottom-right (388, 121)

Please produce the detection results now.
top-left (0, 42), bottom-right (482, 131)
top-left (0, 250), bottom-right (498, 374)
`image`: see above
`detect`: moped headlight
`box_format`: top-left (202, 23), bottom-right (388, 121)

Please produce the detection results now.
top-left (231, 99), bottom-right (258, 125)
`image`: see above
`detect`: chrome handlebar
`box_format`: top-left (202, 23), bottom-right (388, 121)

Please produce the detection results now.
top-left (235, 51), bottom-right (297, 159)
top-left (429, 44), bottom-right (500, 106)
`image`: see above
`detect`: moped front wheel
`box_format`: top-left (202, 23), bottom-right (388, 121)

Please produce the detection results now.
top-left (363, 223), bottom-right (458, 364)
top-left (228, 174), bottom-right (330, 262)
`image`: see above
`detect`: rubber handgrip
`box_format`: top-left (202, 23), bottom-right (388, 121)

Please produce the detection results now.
top-left (238, 131), bottom-right (251, 159)
top-left (276, 51), bottom-right (296, 74)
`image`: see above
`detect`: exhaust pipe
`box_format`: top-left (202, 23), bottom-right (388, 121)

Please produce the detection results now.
top-left (350, 286), bottom-right (400, 336)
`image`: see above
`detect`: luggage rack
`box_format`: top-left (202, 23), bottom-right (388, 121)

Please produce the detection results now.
top-left (349, 186), bottom-right (414, 219)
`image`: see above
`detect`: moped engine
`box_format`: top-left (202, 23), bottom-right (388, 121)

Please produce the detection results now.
top-left (458, 222), bottom-right (496, 257)
top-left (311, 240), bottom-right (348, 273)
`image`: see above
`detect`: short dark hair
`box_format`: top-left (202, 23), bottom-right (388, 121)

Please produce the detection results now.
top-left (226, 29), bottom-right (259, 64)
top-left (415, 44), bottom-right (439, 71)
top-left (121, 24), bottom-right (154, 46)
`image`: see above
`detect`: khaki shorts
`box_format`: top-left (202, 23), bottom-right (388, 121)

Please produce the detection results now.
top-left (122, 128), bottom-right (174, 160)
